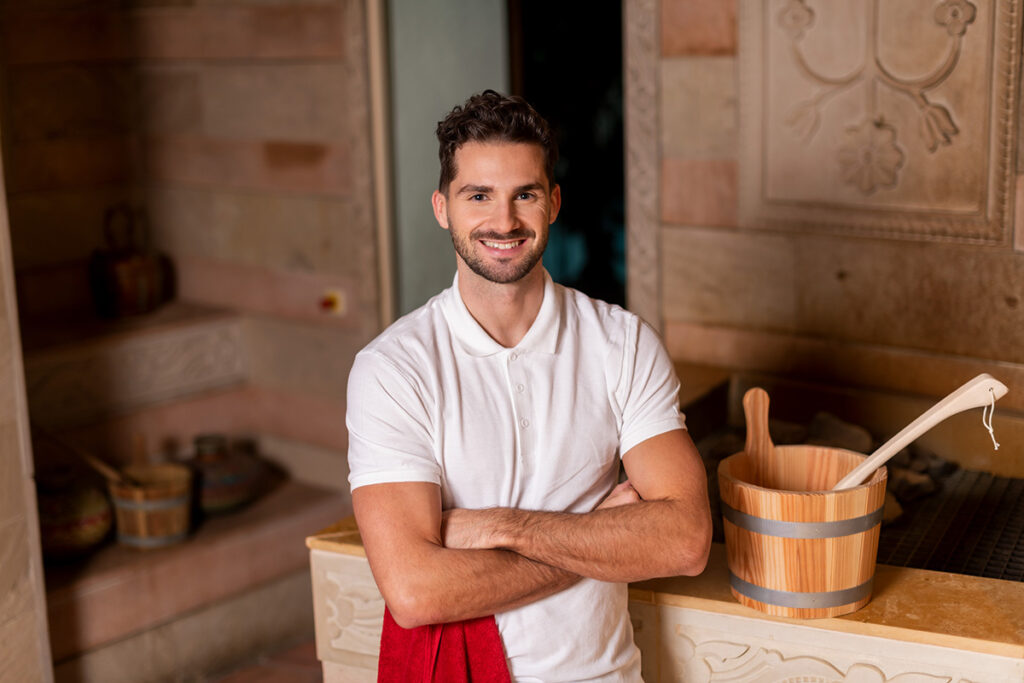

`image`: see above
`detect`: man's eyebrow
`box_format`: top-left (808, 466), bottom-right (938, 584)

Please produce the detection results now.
top-left (455, 184), bottom-right (492, 195)
top-left (513, 183), bottom-right (545, 194)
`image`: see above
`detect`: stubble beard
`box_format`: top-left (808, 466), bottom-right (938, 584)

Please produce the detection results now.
top-left (448, 219), bottom-right (548, 284)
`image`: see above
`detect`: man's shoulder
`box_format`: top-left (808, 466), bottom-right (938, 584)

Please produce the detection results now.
top-left (556, 282), bottom-right (643, 336)
top-left (358, 288), bottom-right (452, 369)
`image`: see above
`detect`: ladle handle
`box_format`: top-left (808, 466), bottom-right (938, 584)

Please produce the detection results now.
top-left (743, 387), bottom-right (774, 461)
top-left (832, 373), bottom-right (1008, 490)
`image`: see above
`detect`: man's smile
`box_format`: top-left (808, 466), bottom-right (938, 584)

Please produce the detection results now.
top-left (481, 239), bottom-right (525, 250)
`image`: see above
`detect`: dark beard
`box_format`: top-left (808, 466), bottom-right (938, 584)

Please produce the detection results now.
top-left (449, 225), bottom-right (547, 284)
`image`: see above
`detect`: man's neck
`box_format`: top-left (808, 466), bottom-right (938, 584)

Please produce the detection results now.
top-left (456, 263), bottom-right (546, 348)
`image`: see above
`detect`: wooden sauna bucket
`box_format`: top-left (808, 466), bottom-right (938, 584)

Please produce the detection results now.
top-left (718, 388), bottom-right (889, 619)
top-left (108, 463), bottom-right (192, 549)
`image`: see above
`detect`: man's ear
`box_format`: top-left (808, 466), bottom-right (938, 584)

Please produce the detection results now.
top-left (549, 184), bottom-right (562, 224)
top-left (431, 190), bottom-right (449, 230)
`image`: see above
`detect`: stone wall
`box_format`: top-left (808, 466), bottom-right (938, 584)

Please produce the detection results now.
top-left (0, 0), bottom-right (380, 488)
top-left (630, 0), bottom-right (1024, 418)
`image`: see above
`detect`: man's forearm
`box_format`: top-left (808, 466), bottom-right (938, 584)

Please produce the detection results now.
top-left (444, 498), bottom-right (711, 583)
top-left (383, 543), bottom-right (578, 628)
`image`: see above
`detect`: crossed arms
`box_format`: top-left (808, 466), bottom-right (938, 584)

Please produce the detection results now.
top-left (352, 428), bottom-right (712, 629)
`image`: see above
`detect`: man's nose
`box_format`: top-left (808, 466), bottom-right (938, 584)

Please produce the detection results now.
top-left (493, 199), bottom-right (519, 232)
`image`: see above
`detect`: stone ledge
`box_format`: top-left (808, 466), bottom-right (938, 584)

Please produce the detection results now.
top-left (309, 522), bottom-right (1024, 661)
top-left (23, 300), bottom-right (247, 429)
top-left (46, 479), bottom-right (350, 662)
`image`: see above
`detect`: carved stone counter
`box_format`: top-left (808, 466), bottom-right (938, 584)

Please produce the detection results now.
top-left (307, 518), bottom-right (1024, 682)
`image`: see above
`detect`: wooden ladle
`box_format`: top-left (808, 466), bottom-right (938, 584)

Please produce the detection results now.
top-left (743, 387), bottom-right (775, 463)
top-left (832, 373), bottom-right (1008, 490)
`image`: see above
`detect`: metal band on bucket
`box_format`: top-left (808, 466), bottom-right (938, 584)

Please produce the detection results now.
top-left (721, 502), bottom-right (883, 539)
top-left (729, 572), bottom-right (873, 609)
top-left (112, 495), bottom-right (189, 512)
top-left (117, 532), bottom-right (188, 548)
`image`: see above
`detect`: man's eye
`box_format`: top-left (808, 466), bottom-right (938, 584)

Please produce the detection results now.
top-left (517, 192), bottom-right (535, 200)
top-left (469, 194), bottom-right (486, 201)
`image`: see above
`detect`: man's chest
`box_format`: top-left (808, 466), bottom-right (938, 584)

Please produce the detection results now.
top-left (432, 349), bottom-right (621, 512)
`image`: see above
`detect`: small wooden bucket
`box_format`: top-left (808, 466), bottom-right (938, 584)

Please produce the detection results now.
top-left (718, 389), bottom-right (888, 618)
top-left (108, 464), bottom-right (192, 549)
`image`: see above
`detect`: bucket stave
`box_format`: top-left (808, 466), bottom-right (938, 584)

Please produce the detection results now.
top-left (718, 444), bottom-right (887, 619)
top-left (108, 463), bottom-right (192, 549)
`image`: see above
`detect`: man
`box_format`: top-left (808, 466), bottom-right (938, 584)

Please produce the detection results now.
top-left (347, 90), bottom-right (711, 681)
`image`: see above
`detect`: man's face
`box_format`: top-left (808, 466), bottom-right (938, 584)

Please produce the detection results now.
top-left (432, 141), bottom-right (561, 285)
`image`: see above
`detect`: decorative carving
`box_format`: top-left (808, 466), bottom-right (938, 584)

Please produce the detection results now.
top-left (662, 620), bottom-right (975, 683)
top-left (778, 0), bottom-right (977, 194)
top-left (322, 569), bottom-right (384, 656)
top-left (624, 0), bottom-right (662, 329)
top-left (739, 0), bottom-right (1022, 243)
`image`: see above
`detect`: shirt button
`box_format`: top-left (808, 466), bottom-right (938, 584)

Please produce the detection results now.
top-left (516, 383), bottom-right (525, 393)
top-left (510, 352), bottom-right (519, 361)
top-left (520, 418), bottom-right (530, 429)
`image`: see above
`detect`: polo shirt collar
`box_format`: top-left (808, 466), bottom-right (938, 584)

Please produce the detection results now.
top-left (442, 269), bottom-right (561, 357)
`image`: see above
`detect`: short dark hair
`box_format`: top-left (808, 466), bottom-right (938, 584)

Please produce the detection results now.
top-left (435, 90), bottom-right (558, 193)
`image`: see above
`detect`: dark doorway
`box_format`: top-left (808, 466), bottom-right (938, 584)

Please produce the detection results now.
top-left (508, 1), bottom-right (625, 307)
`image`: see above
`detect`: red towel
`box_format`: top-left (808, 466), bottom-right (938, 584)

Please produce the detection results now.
top-left (377, 606), bottom-right (511, 682)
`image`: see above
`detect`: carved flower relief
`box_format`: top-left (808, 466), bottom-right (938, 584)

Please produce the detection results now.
top-left (919, 103), bottom-right (959, 152)
top-left (778, 0), bottom-right (815, 40)
top-left (837, 119), bottom-right (905, 194)
top-left (935, 0), bottom-right (977, 36)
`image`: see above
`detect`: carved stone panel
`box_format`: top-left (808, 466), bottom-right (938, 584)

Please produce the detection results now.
top-left (739, 0), bottom-right (1022, 243)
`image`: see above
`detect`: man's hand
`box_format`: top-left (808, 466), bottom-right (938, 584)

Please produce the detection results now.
top-left (442, 479), bottom-right (641, 551)
top-left (597, 480), bottom-right (641, 509)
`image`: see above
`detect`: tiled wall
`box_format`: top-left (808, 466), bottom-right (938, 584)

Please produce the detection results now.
top-left (650, 0), bottom-right (1024, 413)
top-left (1, 0), bottom-right (380, 487)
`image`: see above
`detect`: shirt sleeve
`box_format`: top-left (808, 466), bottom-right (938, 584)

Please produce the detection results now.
top-left (616, 318), bottom-right (687, 456)
top-left (346, 349), bottom-right (441, 491)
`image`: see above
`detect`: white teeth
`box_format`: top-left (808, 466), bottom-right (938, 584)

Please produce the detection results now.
top-left (482, 240), bottom-right (522, 250)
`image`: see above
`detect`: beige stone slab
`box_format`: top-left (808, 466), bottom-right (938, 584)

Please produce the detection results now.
top-left (257, 433), bottom-right (352, 497)
top-left (174, 256), bottom-right (374, 333)
top-left (61, 382), bottom-right (349, 461)
top-left (661, 0), bottom-right (736, 56)
top-left (663, 320), bottom-right (1024, 439)
top-left (0, 424), bottom-right (27, 522)
top-left (142, 134), bottom-right (354, 196)
top-left (242, 316), bottom-right (369, 402)
top-left (660, 57), bottom-right (737, 159)
top-left (144, 186), bottom-right (376, 280)
top-left (792, 236), bottom-right (1024, 363)
top-left (0, 516), bottom-right (30, 608)
top-left (53, 570), bottom-right (315, 683)
top-left (1016, 174), bottom-right (1024, 252)
top-left (201, 63), bottom-right (353, 142)
top-left (0, 579), bottom-right (46, 683)
top-left (2, 5), bottom-right (347, 65)
top-left (662, 225), bottom-right (797, 330)
top-left (660, 158), bottom-right (738, 227)
top-left (634, 544), bottom-right (1024, 660)
top-left (310, 549), bottom-right (382, 669)
top-left (136, 67), bottom-right (202, 135)
top-left (6, 64), bottom-right (135, 144)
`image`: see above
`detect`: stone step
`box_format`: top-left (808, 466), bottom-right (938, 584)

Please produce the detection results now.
top-left (22, 300), bottom-right (247, 430)
top-left (45, 479), bottom-right (350, 664)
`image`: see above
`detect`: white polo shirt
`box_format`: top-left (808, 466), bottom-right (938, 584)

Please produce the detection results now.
top-left (347, 270), bottom-right (686, 682)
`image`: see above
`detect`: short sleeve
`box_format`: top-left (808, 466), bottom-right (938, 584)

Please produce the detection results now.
top-left (346, 349), bottom-right (441, 491)
top-left (616, 319), bottom-right (687, 455)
